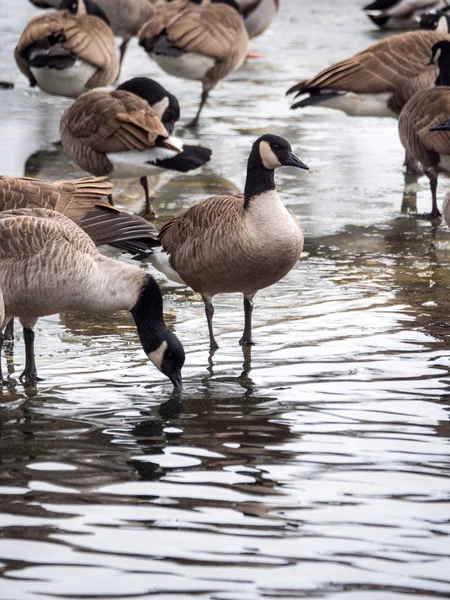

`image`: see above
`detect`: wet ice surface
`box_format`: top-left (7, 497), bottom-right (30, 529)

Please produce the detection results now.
top-left (1, 0), bottom-right (450, 599)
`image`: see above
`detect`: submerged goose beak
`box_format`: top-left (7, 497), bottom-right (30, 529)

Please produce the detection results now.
top-left (282, 152), bottom-right (309, 170)
top-left (169, 368), bottom-right (183, 391)
top-left (430, 119), bottom-right (450, 132)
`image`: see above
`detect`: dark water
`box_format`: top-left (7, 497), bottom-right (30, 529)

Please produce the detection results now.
top-left (1, 1), bottom-right (450, 598)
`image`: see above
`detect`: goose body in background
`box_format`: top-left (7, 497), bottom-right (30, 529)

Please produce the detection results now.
top-left (16, 0), bottom-right (119, 97)
top-left (28, 0), bottom-right (166, 65)
top-left (138, 0), bottom-right (249, 126)
top-left (420, 6), bottom-right (450, 29)
top-left (236, 0), bottom-right (279, 38)
top-left (150, 134), bottom-right (308, 349)
top-left (0, 209), bottom-right (184, 388)
top-left (60, 77), bottom-right (212, 215)
top-left (286, 31), bottom-right (450, 117)
top-left (398, 40), bottom-right (450, 218)
top-left (364, 0), bottom-right (448, 30)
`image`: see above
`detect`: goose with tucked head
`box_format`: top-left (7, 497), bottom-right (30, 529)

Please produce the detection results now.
top-left (150, 134), bottom-right (308, 349)
top-left (364, 0), bottom-right (448, 31)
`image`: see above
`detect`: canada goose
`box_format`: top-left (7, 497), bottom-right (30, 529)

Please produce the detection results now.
top-left (236, 0), bottom-right (279, 39)
top-left (28, 0), bottom-right (166, 65)
top-left (286, 30), bottom-right (450, 117)
top-left (138, 0), bottom-right (249, 126)
top-left (15, 0), bottom-right (119, 98)
top-left (0, 208), bottom-right (184, 388)
top-left (364, 0), bottom-right (448, 30)
top-left (60, 77), bottom-right (212, 215)
top-left (420, 6), bottom-right (450, 30)
top-left (0, 175), bottom-right (159, 258)
top-left (398, 40), bottom-right (450, 218)
top-left (149, 134), bottom-right (308, 349)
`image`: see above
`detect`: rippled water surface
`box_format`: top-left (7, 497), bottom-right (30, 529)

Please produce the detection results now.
top-left (1, 1), bottom-right (450, 598)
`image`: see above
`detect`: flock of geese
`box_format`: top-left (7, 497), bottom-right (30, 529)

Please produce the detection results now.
top-left (3, 0), bottom-right (450, 393)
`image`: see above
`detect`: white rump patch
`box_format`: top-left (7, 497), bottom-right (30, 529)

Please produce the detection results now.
top-left (30, 60), bottom-right (96, 98)
top-left (259, 141), bottom-right (282, 169)
top-left (148, 340), bottom-right (168, 370)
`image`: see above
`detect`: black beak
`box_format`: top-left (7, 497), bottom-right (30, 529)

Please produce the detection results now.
top-left (430, 119), bottom-right (450, 132)
top-left (169, 369), bottom-right (183, 391)
top-left (283, 152), bottom-right (309, 170)
top-left (165, 119), bottom-right (175, 136)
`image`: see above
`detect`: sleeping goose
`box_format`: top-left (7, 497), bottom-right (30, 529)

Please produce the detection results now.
top-left (0, 208), bottom-right (184, 388)
top-left (138, 0), bottom-right (249, 126)
top-left (398, 40), bottom-right (450, 218)
top-left (28, 0), bottom-right (166, 66)
top-left (149, 134), bottom-right (308, 349)
top-left (15, 0), bottom-right (119, 97)
top-left (286, 30), bottom-right (450, 117)
top-left (236, 0), bottom-right (279, 39)
top-left (364, 0), bottom-right (448, 31)
top-left (60, 77), bottom-right (212, 215)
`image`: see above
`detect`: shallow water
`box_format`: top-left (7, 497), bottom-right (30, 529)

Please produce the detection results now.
top-left (1, 1), bottom-right (450, 598)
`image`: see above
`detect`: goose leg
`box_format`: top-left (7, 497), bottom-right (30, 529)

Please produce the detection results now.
top-left (0, 330), bottom-right (4, 383)
top-left (140, 177), bottom-right (155, 217)
top-left (20, 327), bottom-right (42, 386)
top-left (202, 295), bottom-right (218, 350)
top-left (189, 88), bottom-right (209, 128)
top-left (4, 319), bottom-right (14, 344)
top-left (239, 295), bottom-right (255, 346)
top-left (119, 39), bottom-right (129, 68)
top-left (427, 169), bottom-right (441, 219)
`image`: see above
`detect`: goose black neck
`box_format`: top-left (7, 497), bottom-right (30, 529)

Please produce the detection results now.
top-left (436, 50), bottom-right (450, 86)
top-left (244, 158), bottom-right (276, 209)
top-left (131, 275), bottom-right (167, 354)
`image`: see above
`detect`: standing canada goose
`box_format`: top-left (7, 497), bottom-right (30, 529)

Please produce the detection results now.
top-left (60, 77), bottom-right (212, 215)
top-left (236, 0), bottom-right (279, 39)
top-left (0, 209), bottom-right (185, 388)
top-left (364, 0), bottom-right (448, 31)
top-left (138, 0), bottom-right (249, 126)
top-left (15, 0), bottom-right (119, 98)
top-left (398, 40), bottom-right (450, 218)
top-left (286, 30), bottom-right (450, 117)
top-left (28, 0), bottom-right (166, 66)
top-left (149, 134), bottom-right (308, 349)
top-left (420, 6), bottom-right (450, 30)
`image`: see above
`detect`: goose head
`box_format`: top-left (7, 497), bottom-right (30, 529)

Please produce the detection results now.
top-left (117, 78), bottom-right (180, 135)
top-left (420, 9), bottom-right (450, 34)
top-left (60, 0), bottom-right (110, 24)
top-left (427, 40), bottom-right (450, 86)
top-left (251, 134), bottom-right (309, 171)
top-left (131, 275), bottom-right (185, 390)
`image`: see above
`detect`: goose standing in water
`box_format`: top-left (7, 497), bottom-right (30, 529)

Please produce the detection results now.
top-left (138, 0), bottom-right (249, 126)
top-left (16, 0), bottom-right (119, 97)
top-left (150, 134), bottom-right (308, 349)
top-left (286, 30), bottom-right (450, 117)
top-left (0, 209), bottom-right (184, 388)
top-left (60, 77), bottom-right (212, 215)
top-left (28, 0), bottom-right (167, 66)
top-left (399, 40), bottom-right (450, 218)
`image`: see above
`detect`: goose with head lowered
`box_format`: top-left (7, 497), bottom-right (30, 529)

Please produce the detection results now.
top-left (0, 208), bottom-right (184, 388)
top-left (60, 77), bottom-right (212, 215)
top-left (16, 0), bottom-right (119, 98)
top-left (149, 134), bottom-right (308, 350)
top-left (138, 0), bottom-right (249, 127)
top-left (364, 0), bottom-right (449, 31)
top-left (399, 40), bottom-right (450, 218)
top-left (28, 0), bottom-right (167, 66)
top-left (286, 30), bottom-right (450, 118)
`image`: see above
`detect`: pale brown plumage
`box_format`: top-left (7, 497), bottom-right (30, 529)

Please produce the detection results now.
top-left (287, 31), bottom-right (448, 115)
top-left (138, 0), bottom-right (249, 125)
top-left (15, 7), bottom-right (119, 93)
top-left (399, 86), bottom-right (450, 217)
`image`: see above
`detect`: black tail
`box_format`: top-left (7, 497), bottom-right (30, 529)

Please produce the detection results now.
top-left (291, 90), bottom-right (345, 110)
top-left (140, 31), bottom-right (185, 57)
top-left (153, 145), bottom-right (212, 173)
top-left (80, 206), bottom-right (159, 259)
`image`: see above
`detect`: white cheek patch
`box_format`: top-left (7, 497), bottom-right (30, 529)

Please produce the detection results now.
top-left (152, 97), bottom-right (170, 120)
top-left (259, 140), bottom-right (282, 170)
top-left (437, 18), bottom-right (449, 34)
top-left (434, 47), bottom-right (442, 63)
top-left (148, 340), bottom-right (168, 370)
